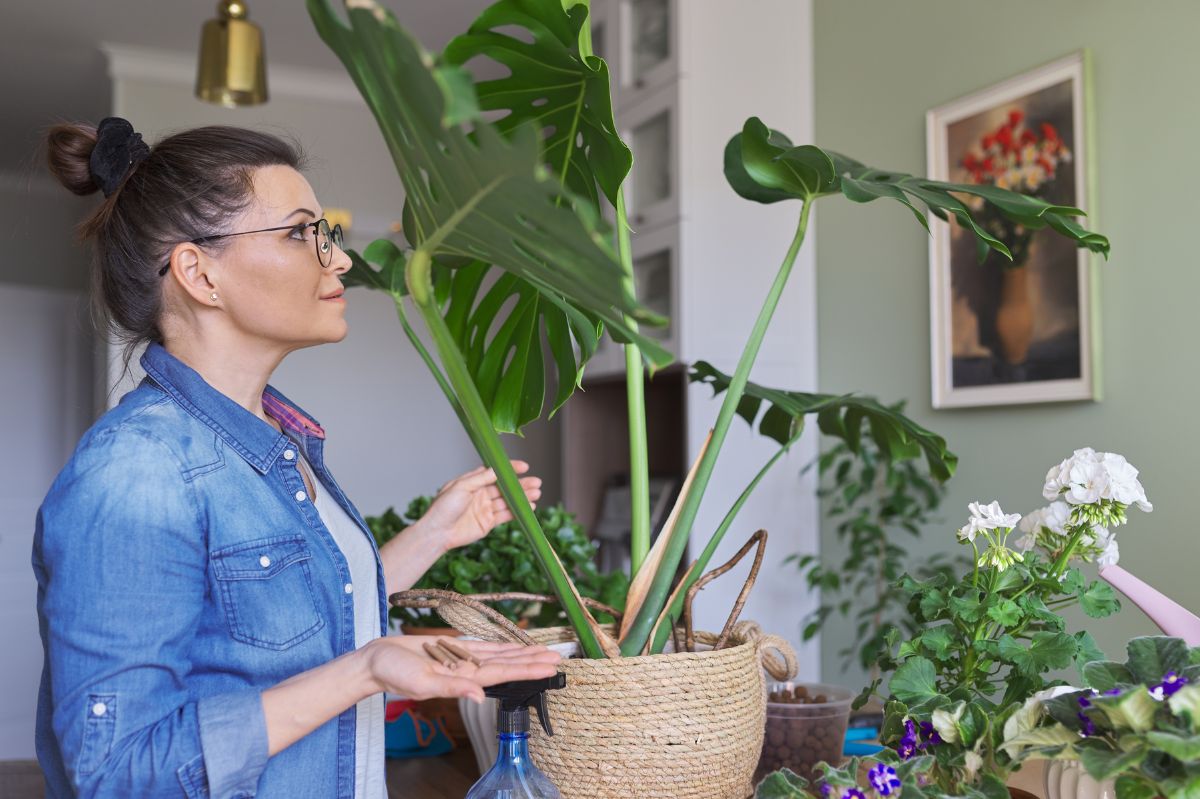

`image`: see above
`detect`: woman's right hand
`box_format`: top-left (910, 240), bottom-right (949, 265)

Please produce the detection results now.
top-left (364, 636), bottom-right (563, 704)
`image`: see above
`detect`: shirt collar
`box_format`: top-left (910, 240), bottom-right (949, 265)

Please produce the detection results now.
top-left (140, 341), bottom-right (327, 474)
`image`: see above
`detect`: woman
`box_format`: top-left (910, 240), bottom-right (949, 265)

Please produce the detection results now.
top-left (34, 117), bottom-right (562, 799)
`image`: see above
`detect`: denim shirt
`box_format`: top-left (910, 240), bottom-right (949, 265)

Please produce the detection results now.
top-left (32, 341), bottom-right (388, 798)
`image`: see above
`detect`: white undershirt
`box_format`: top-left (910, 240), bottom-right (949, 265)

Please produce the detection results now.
top-left (303, 454), bottom-right (386, 799)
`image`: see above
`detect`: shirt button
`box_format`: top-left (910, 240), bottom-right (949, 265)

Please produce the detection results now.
top-left (259, 555), bottom-right (271, 568)
top-left (283, 450), bottom-right (296, 461)
top-left (344, 583), bottom-right (354, 594)
top-left (92, 702), bottom-right (107, 717)
top-left (295, 490), bottom-right (307, 502)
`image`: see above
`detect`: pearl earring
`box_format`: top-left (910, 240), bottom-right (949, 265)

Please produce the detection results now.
top-left (210, 292), bottom-right (218, 302)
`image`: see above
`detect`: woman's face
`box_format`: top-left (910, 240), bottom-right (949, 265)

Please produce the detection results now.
top-left (211, 164), bottom-right (351, 352)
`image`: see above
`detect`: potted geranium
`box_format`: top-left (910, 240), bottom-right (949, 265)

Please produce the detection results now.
top-left (1003, 635), bottom-right (1200, 799)
top-left (854, 449), bottom-right (1151, 797)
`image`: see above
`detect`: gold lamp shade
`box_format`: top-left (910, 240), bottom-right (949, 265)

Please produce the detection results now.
top-left (195, 1), bottom-right (268, 107)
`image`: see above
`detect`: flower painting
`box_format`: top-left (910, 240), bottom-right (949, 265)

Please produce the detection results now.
top-left (927, 52), bottom-right (1097, 408)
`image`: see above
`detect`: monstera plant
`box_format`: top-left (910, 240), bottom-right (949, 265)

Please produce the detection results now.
top-left (307, 0), bottom-right (1109, 660)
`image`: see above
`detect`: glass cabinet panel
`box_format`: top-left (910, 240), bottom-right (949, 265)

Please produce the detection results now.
top-left (629, 0), bottom-right (670, 86)
top-left (633, 248), bottom-right (672, 339)
top-left (629, 109), bottom-right (671, 217)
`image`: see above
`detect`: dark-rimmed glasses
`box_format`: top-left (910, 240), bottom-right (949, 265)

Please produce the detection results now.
top-left (157, 218), bottom-right (344, 276)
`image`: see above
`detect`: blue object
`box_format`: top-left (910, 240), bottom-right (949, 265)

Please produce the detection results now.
top-left (844, 725), bottom-right (885, 756)
top-left (384, 700), bottom-right (455, 759)
top-left (467, 675), bottom-right (566, 798)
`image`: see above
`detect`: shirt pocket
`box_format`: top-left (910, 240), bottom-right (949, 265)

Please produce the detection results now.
top-left (210, 535), bottom-right (325, 650)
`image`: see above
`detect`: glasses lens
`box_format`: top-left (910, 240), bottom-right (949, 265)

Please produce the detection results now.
top-left (317, 219), bottom-right (332, 268)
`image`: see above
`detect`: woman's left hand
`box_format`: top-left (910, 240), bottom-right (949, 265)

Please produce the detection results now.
top-left (421, 460), bottom-right (542, 553)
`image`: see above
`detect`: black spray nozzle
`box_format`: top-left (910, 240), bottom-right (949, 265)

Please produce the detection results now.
top-left (484, 673), bottom-right (566, 736)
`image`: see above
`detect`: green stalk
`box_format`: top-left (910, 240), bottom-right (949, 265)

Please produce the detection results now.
top-left (621, 201), bottom-right (813, 656)
top-left (647, 431), bottom-right (803, 653)
top-left (406, 250), bottom-right (606, 658)
top-left (615, 189), bottom-right (651, 578)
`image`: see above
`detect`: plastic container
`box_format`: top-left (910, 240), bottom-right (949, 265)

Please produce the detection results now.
top-left (755, 681), bottom-right (853, 784)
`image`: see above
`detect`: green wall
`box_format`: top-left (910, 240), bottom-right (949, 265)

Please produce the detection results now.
top-left (814, 0), bottom-right (1198, 687)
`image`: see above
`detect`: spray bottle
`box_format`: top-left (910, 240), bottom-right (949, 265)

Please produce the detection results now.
top-left (464, 673), bottom-right (567, 799)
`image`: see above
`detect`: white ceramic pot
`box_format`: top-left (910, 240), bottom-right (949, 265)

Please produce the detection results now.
top-left (1045, 760), bottom-right (1117, 799)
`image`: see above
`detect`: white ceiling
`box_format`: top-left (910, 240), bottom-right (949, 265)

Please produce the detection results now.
top-left (4, 0), bottom-right (489, 175)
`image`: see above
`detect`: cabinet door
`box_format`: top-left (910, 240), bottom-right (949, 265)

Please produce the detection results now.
top-left (618, 0), bottom-right (676, 96)
top-left (619, 82), bottom-right (678, 232)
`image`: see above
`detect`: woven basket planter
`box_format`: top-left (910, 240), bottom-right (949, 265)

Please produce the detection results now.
top-left (394, 590), bottom-right (798, 799)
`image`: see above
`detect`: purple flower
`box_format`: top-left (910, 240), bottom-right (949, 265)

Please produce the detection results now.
top-left (820, 784), bottom-right (833, 798)
top-left (868, 763), bottom-right (902, 797)
top-left (896, 719), bottom-right (919, 760)
top-left (1151, 671), bottom-right (1189, 700)
top-left (918, 721), bottom-right (942, 749)
top-left (842, 789), bottom-right (868, 799)
top-left (1075, 694), bottom-right (1097, 735)
top-left (1103, 688), bottom-right (1121, 696)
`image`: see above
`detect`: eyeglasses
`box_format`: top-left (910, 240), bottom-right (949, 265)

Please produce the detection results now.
top-left (157, 218), bottom-right (344, 276)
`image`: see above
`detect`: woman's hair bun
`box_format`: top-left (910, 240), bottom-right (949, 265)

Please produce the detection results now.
top-left (44, 122), bottom-right (102, 196)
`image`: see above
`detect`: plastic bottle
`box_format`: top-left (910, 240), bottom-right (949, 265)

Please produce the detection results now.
top-left (465, 673), bottom-right (567, 799)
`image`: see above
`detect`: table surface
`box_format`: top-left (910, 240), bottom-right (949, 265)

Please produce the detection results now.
top-left (385, 749), bottom-right (1048, 799)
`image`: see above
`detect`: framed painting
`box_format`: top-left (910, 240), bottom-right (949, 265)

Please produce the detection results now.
top-left (927, 51), bottom-right (1098, 408)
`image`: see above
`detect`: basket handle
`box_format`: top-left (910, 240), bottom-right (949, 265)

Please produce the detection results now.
top-left (682, 530), bottom-right (768, 652)
top-left (388, 589), bottom-right (623, 645)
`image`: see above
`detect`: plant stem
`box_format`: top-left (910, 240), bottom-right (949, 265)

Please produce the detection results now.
top-left (624, 200), bottom-right (813, 656)
top-left (406, 249), bottom-right (606, 658)
top-left (645, 417), bottom-right (804, 652)
top-left (615, 189), bottom-right (651, 579)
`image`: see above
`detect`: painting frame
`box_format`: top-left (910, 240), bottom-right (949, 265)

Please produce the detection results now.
top-left (927, 51), bottom-right (1099, 409)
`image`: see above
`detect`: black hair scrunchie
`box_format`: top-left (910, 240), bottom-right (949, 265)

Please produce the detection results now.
top-left (89, 117), bottom-right (150, 198)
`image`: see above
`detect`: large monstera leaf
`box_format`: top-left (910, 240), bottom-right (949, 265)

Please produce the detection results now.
top-left (307, 0), bottom-right (669, 358)
top-left (689, 361), bottom-right (958, 482)
top-left (443, 0), bottom-right (632, 210)
top-left (725, 117), bottom-right (1110, 263)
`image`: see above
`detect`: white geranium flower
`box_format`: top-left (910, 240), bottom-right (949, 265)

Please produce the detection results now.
top-left (1017, 507), bottom-right (1045, 535)
top-left (964, 749), bottom-right (984, 782)
top-left (1066, 458), bottom-right (1110, 505)
top-left (1042, 501), bottom-right (1072, 534)
top-left (1096, 529), bottom-right (1119, 567)
top-left (1102, 452), bottom-right (1153, 512)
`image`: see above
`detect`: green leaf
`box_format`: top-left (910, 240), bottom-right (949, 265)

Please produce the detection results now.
top-left (949, 593), bottom-right (986, 623)
top-left (920, 626), bottom-right (955, 660)
top-left (689, 361), bottom-right (957, 481)
top-left (344, 238), bottom-right (409, 294)
top-left (1094, 687), bottom-right (1159, 733)
top-left (890, 657), bottom-right (940, 705)
top-left (1079, 580), bottom-right (1121, 618)
top-left (307, 0), bottom-right (670, 367)
top-left (986, 598), bottom-right (1021, 627)
top-left (1116, 775), bottom-right (1159, 799)
top-left (1169, 683), bottom-right (1200, 730)
top-left (725, 118), bottom-right (836, 203)
top-left (1081, 743), bottom-right (1149, 781)
top-left (998, 632), bottom-right (1077, 676)
top-left (754, 768), bottom-right (809, 798)
top-left (1128, 637), bottom-right (1193, 684)
top-left (1074, 631), bottom-right (1108, 682)
top-left (441, 0), bottom-right (632, 210)
top-left (1084, 661), bottom-right (1135, 693)
top-left (979, 774), bottom-right (1010, 799)
top-left (1145, 731), bottom-right (1200, 762)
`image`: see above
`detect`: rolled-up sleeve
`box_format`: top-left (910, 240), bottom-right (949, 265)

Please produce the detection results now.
top-left (35, 427), bottom-right (269, 798)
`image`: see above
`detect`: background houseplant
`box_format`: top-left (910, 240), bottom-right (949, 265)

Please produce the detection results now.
top-left (306, 0), bottom-right (1107, 661)
top-left (790, 413), bottom-right (966, 675)
top-left (860, 449), bottom-right (1151, 796)
top-left (366, 498), bottom-right (628, 630)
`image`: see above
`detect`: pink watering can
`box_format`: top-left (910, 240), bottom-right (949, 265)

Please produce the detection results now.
top-left (1100, 565), bottom-right (1200, 645)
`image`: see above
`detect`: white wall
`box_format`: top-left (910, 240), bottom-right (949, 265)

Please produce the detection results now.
top-left (0, 284), bottom-right (94, 759)
top-left (103, 46), bottom-right (562, 518)
top-left (676, 0), bottom-right (821, 678)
